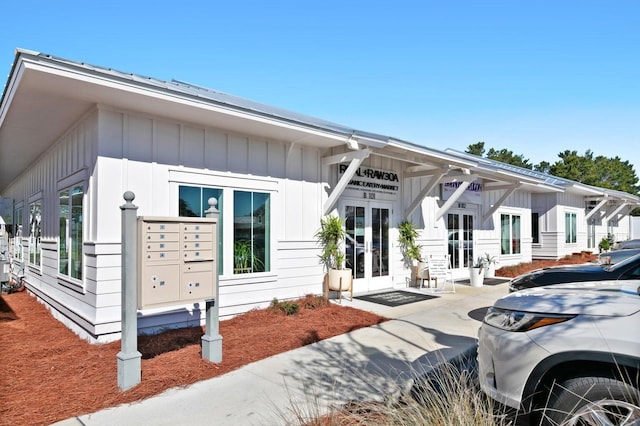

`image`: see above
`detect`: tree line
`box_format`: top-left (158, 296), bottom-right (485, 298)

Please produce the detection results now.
top-left (465, 142), bottom-right (640, 215)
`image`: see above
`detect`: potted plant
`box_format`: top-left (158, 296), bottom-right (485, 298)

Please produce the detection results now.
top-left (397, 220), bottom-right (425, 286)
top-left (315, 215), bottom-right (352, 297)
top-left (598, 237), bottom-right (611, 253)
top-left (481, 252), bottom-right (498, 278)
top-left (468, 256), bottom-right (485, 287)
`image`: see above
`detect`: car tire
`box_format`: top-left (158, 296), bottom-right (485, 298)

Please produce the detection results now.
top-left (541, 376), bottom-right (640, 426)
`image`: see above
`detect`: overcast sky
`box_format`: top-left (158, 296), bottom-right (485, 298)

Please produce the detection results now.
top-left (2, 1), bottom-right (638, 173)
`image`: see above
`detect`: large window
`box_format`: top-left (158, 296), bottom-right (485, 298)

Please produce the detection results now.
top-left (565, 212), bottom-right (577, 244)
top-left (59, 186), bottom-right (83, 280)
top-left (29, 201), bottom-right (42, 267)
top-left (234, 191), bottom-right (270, 274)
top-left (501, 214), bottom-right (521, 255)
top-left (179, 186), bottom-right (223, 273)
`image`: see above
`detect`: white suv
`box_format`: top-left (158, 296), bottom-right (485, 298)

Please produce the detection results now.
top-left (478, 281), bottom-right (640, 425)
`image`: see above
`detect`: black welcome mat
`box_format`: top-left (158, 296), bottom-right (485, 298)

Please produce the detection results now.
top-left (456, 278), bottom-right (510, 286)
top-left (354, 290), bottom-right (439, 307)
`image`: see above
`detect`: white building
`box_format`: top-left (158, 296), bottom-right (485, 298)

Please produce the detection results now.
top-left (1, 49), bottom-right (638, 342)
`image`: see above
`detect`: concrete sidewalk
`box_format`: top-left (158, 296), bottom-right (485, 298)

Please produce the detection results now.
top-left (55, 282), bottom-right (509, 426)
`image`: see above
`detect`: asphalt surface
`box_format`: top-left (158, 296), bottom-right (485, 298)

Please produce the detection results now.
top-left (54, 281), bottom-right (510, 426)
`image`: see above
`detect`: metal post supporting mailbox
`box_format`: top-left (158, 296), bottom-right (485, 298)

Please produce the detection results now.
top-left (202, 197), bottom-right (223, 362)
top-left (117, 191), bottom-right (142, 390)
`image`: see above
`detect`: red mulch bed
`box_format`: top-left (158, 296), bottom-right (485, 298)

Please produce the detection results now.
top-left (495, 251), bottom-right (597, 278)
top-left (0, 293), bottom-right (387, 426)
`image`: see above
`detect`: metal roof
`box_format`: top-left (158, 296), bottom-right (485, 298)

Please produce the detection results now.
top-left (1, 48), bottom-right (638, 204)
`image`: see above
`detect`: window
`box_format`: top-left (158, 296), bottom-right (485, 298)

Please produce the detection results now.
top-left (178, 185), bottom-right (271, 275)
top-left (234, 191), bottom-right (270, 274)
top-left (59, 185), bottom-right (84, 280)
top-left (13, 206), bottom-right (23, 261)
top-left (501, 214), bottom-right (521, 255)
top-left (179, 186), bottom-right (223, 218)
top-left (179, 186), bottom-right (223, 273)
top-left (531, 212), bottom-right (539, 244)
top-left (29, 201), bottom-right (42, 267)
top-left (565, 212), bottom-right (577, 244)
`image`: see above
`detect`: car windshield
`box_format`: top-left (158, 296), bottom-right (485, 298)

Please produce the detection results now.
top-left (603, 252), bottom-right (640, 271)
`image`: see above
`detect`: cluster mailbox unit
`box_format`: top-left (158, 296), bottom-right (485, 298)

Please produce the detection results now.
top-left (137, 216), bottom-right (217, 310)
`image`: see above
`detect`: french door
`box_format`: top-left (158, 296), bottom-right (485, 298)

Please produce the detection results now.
top-left (447, 211), bottom-right (475, 271)
top-left (342, 201), bottom-right (392, 293)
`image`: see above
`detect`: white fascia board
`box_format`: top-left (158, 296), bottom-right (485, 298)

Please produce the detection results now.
top-left (0, 60), bottom-right (26, 129)
top-left (21, 59), bottom-right (349, 144)
top-left (386, 140), bottom-right (477, 168)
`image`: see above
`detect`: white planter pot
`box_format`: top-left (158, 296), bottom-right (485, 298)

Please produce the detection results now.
top-left (328, 268), bottom-right (353, 291)
top-left (484, 264), bottom-right (496, 278)
top-left (469, 267), bottom-right (484, 287)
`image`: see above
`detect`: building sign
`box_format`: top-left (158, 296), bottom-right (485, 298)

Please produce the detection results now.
top-left (441, 180), bottom-right (482, 204)
top-left (338, 164), bottom-right (400, 196)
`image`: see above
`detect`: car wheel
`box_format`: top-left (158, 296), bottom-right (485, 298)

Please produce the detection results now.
top-left (541, 376), bottom-right (640, 426)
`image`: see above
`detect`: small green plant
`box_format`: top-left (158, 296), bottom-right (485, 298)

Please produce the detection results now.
top-left (269, 298), bottom-right (299, 316)
top-left (471, 256), bottom-right (484, 271)
top-left (398, 220), bottom-right (422, 266)
top-left (482, 252), bottom-right (498, 267)
top-left (598, 237), bottom-right (611, 252)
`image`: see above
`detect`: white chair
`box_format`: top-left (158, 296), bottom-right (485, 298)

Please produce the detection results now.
top-left (416, 261), bottom-right (438, 289)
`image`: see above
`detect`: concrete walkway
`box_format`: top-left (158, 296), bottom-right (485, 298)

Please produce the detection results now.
top-left (54, 282), bottom-right (509, 426)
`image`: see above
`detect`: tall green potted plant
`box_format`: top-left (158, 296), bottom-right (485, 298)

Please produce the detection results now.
top-left (397, 220), bottom-right (425, 286)
top-left (315, 215), bottom-right (352, 296)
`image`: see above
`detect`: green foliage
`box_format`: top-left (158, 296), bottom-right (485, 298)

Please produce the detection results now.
top-left (315, 215), bottom-right (347, 270)
top-left (471, 256), bottom-right (484, 269)
top-left (234, 240), bottom-right (265, 274)
top-left (269, 298), bottom-right (299, 316)
top-left (599, 236), bottom-right (611, 252)
top-left (466, 145), bottom-right (640, 204)
top-left (398, 220), bottom-right (422, 265)
top-left (482, 252), bottom-right (498, 266)
top-left (486, 148), bottom-right (533, 169)
top-left (465, 141), bottom-right (485, 156)
top-left (548, 150), bottom-right (640, 195)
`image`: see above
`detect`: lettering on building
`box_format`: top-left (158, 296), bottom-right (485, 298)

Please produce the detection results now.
top-left (338, 164), bottom-right (400, 195)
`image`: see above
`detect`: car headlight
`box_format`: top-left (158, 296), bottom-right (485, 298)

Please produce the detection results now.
top-left (483, 307), bottom-right (575, 332)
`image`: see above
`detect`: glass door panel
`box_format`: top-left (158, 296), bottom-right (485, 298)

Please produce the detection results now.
top-left (371, 207), bottom-right (389, 278)
top-left (343, 201), bottom-right (392, 292)
top-left (448, 212), bottom-right (475, 270)
top-left (345, 205), bottom-right (365, 279)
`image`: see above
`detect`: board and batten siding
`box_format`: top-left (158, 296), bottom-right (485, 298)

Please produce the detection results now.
top-left (93, 107), bottom-right (326, 336)
top-left (2, 108), bottom-right (105, 339)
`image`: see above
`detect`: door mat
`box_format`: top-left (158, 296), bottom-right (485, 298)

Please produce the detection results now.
top-left (354, 290), bottom-right (439, 307)
top-left (456, 278), bottom-right (511, 286)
